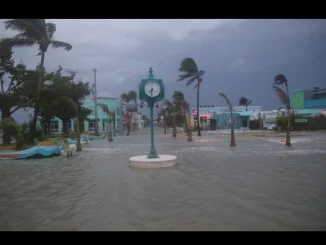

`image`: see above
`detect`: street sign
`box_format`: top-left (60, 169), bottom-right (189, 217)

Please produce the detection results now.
top-left (295, 119), bottom-right (308, 123)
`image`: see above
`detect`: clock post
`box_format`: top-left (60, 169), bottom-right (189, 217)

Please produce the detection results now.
top-left (129, 67), bottom-right (176, 168)
top-left (139, 67), bottom-right (165, 159)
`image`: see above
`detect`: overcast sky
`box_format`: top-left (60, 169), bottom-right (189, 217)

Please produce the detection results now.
top-left (1, 19), bottom-right (326, 122)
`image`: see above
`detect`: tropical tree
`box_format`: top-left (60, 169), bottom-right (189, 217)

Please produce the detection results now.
top-left (99, 103), bottom-right (113, 142)
top-left (239, 96), bottom-right (252, 111)
top-left (40, 67), bottom-right (91, 136)
top-left (0, 43), bottom-right (36, 144)
top-left (163, 99), bottom-right (177, 137)
top-left (177, 57), bottom-right (205, 136)
top-left (1, 19), bottom-right (72, 138)
top-left (273, 74), bottom-right (291, 147)
top-left (57, 96), bottom-right (82, 151)
top-left (219, 92), bottom-right (236, 147)
top-left (158, 108), bottom-right (168, 134)
top-left (120, 91), bottom-right (137, 135)
top-left (172, 91), bottom-right (192, 141)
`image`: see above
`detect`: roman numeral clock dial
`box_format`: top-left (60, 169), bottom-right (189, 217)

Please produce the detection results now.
top-left (144, 81), bottom-right (160, 98)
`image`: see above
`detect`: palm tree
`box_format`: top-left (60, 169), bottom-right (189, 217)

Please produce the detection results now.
top-left (172, 91), bottom-right (193, 142)
top-left (99, 104), bottom-right (113, 142)
top-left (273, 74), bottom-right (291, 147)
top-left (1, 19), bottom-right (72, 139)
top-left (177, 57), bottom-right (205, 137)
top-left (128, 91), bottom-right (138, 130)
top-left (58, 96), bottom-right (82, 151)
top-left (239, 96), bottom-right (252, 112)
top-left (219, 93), bottom-right (236, 147)
top-left (158, 108), bottom-right (168, 134)
top-left (163, 99), bottom-right (177, 137)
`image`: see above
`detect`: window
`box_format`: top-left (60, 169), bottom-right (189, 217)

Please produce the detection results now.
top-left (67, 120), bottom-right (72, 131)
top-left (50, 121), bottom-right (59, 133)
top-left (88, 119), bottom-right (96, 132)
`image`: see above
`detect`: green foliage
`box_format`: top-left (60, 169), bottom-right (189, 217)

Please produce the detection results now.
top-left (239, 96), bottom-right (252, 110)
top-left (0, 117), bottom-right (32, 150)
top-left (39, 67), bottom-right (92, 135)
top-left (0, 41), bottom-right (35, 117)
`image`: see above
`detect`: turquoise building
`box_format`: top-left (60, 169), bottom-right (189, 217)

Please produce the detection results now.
top-left (292, 87), bottom-right (326, 109)
top-left (50, 92), bottom-right (122, 134)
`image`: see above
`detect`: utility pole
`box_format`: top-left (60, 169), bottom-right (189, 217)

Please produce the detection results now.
top-left (93, 68), bottom-right (99, 136)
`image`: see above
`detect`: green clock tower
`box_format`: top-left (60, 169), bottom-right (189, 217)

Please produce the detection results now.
top-left (139, 67), bottom-right (165, 159)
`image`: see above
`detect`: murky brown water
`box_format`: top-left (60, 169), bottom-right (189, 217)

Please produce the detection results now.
top-left (1, 129), bottom-right (326, 231)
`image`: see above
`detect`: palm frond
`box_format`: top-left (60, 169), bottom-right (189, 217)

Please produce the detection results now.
top-left (274, 74), bottom-right (288, 85)
top-left (186, 76), bottom-right (197, 87)
top-left (219, 92), bottom-right (233, 110)
top-left (51, 40), bottom-right (72, 51)
top-left (120, 93), bottom-right (130, 103)
top-left (98, 103), bottom-right (110, 115)
top-left (177, 73), bottom-right (194, 82)
top-left (1, 37), bottom-right (36, 48)
top-left (128, 91), bottom-right (137, 101)
top-left (178, 57), bottom-right (199, 74)
top-left (46, 23), bottom-right (56, 39)
top-left (4, 19), bottom-right (45, 40)
top-left (272, 85), bottom-right (289, 105)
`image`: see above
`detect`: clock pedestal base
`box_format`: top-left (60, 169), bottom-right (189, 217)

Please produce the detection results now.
top-left (129, 155), bottom-right (177, 169)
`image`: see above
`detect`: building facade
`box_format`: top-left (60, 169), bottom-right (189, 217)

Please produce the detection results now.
top-left (292, 87), bottom-right (326, 109)
top-left (191, 106), bottom-right (263, 130)
top-left (50, 93), bottom-right (122, 135)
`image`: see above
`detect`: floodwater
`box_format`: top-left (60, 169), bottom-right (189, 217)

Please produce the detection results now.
top-left (0, 129), bottom-right (326, 231)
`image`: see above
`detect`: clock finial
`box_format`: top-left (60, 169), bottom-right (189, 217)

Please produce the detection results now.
top-left (148, 67), bottom-right (154, 79)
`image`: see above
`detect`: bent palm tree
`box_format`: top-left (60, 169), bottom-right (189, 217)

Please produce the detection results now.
top-left (1, 19), bottom-right (72, 139)
top-left (219, 93), bottom-right (236, 147)
top-left (163, 99), bottom-right (177, 137)
top-left (239, 96), bottom-right (252, 112)
top-left (58, 96), bottom-right (82, 151)
top-left (273, 74), bottom-right (291, 147)
top-left (172, 91), bottom-right (193, 142)
top-left (177, 58), bottom-right (205, 137)
top-left (99, 104), bottom-right (113, 142)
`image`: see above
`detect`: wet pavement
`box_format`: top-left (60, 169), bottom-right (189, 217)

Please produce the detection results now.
top-left (0, 128), bottom-right (326, 231)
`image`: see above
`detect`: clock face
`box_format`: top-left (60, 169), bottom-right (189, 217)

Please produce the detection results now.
top-left (144, 81), bottom-right (161, 97)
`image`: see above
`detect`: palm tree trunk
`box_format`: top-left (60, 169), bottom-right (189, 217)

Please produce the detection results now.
top-left (31, 51), bottom-right (45, 141)
top-left (76, 109), bottom-right (82, 152)
top-left (113, 116), bottom-right (116, 136)
top-left (108, 116), bottom-right (113, 142)
top-left (196, 82), bottom-right (201, 136)
top-left (285, 83), bottom-right (292, 147)
top-left (187, 111), bottom-right (193, 142)
top-left (230, 109), bottom-right (236, 147)
top-left (172, 111), bottom-right (176, 137)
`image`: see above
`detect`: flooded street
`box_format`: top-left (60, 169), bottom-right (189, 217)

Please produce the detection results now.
top-left (1, 129), bottom-right (326, 231)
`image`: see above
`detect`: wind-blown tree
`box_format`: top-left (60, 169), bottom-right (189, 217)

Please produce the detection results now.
top-left (40, 67), bottom-right (91, 135)
top-left (158, 108), bottom-right (168, 134)
top-left (1, 19), bottom-right (72, 138)
top-left (239, 96), bottom-right (252, 111)
top-left (273, 74), bottom-right (291, 147)
top-left (163, 99), bottom-right (177, 137)
top-left (172, 90), bottom-right (192, 142)
top-left (0, 42), bottom-right (36, 144)
top-left (57, 96), bottom-right (82, 151)
top-left (177, 57), bottom-right (205, 136)
top-left (99, 104), bottom-right (113, 142)
top-left (219, 92), bottom-right (236, 147)
top-left (120, 91), bottom-right (138, 135)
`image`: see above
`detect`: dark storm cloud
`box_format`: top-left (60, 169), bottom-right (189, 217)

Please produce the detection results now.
top-left (1, 19), bottom-right (326, 121)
